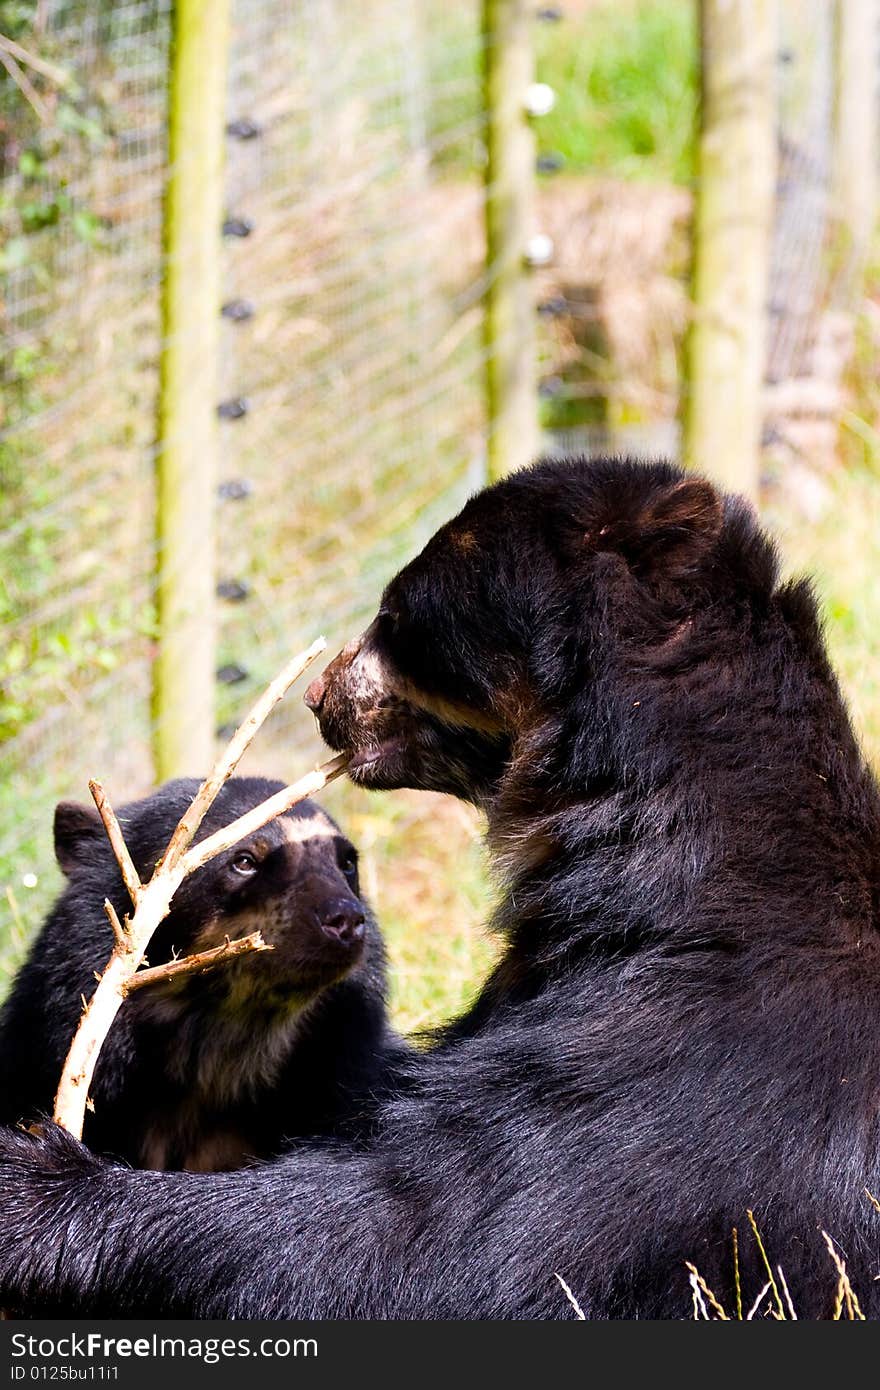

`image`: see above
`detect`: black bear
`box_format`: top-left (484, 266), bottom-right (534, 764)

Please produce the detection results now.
top-left (1, 457), bottom-right (880, 1318)
top-left (0, 778), bottom-right (406, 1171)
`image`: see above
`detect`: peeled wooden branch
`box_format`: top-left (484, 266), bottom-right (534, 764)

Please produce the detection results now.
top-left (180, 753), bottom-right (349, 874)
top-left (0, 33), bottom-right (72, 87)
top-left (123, 932), bottom-right (272, 994)
top-left (51, 637), bottom-right (349, 1140)
top-left (89, 783), bottom-right (142, 909)
top-left (159, 638), bottom-right (328, 874)
top-left (0, 48), bottom-right (51, 123)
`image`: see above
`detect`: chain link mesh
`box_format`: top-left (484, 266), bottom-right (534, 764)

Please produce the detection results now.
top-left (1, 0), bottom-right (876, 1017)
top-left (0, 0), bottom-right (490, 990)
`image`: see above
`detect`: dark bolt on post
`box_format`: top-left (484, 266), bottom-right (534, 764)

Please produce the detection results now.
top-left (217, 397), bottom-right (249, 420)
top-left (216, 663), bottom-right (250, 686)
top-left (216, 579), bottom-right (251, 602)
top-left (226, 117), bottom-right (262, 139)
top-left (217, 479), bottom-right (254, 501)
top-left (221, 299), bottom-right (256, 321)
top-left (222, 216), bottom-right (254, 238)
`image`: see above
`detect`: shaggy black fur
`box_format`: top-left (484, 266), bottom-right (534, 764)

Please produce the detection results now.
top-left (0, 778), bottom-right (405, 1171)
top-left (1, 457), bottom-right (880, 1318)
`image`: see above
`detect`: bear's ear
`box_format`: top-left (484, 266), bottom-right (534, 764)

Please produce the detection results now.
top-left (616, 477), bottom-right (722, 578)
top-left (54, 801), bottom-right (103, 877)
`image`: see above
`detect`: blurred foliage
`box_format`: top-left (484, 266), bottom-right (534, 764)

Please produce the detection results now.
top-left (534, 0), bottom-right (697, 183)
top-left (425, 0), bottom-right (697, 181)
top-left (0, 9), bottom-right (111, 270)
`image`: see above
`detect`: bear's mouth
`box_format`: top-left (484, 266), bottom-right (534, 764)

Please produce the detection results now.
top-left (347, 735), bottom-right (408, 782)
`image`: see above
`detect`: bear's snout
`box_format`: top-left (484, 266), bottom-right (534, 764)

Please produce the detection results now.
top-left (304, 674), bottom-right (326, 714)
top-left (319, 898), bottom-right (366, 946)
top-left (305, 628), bottom-right (402, 757)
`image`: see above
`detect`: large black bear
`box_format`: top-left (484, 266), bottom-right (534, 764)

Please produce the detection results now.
top-left (0, 778), bottom-right (406, 1170)
top-left (1, 457), bottom-right (880, 1318)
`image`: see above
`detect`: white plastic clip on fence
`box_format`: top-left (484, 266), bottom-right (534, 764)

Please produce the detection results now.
top-left (524, 82), bottom-right (555, 118)
top-left (524, 233), bottom-right (554, 268)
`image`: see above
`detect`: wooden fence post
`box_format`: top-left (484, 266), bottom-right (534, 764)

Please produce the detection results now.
top-left (153, 0), bottom-right (231, 779)
top-left (683, 0), bottom-right (777, 499)
top-left (483, 0), bottom-right (540, 481)
top-left (832, 0), bottom-right (878, 292)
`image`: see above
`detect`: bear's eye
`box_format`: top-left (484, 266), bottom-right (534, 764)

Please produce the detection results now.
top-left (341, 850), bottom-right (358, 881)
top-left (230, 852), bottom-right (258, 877)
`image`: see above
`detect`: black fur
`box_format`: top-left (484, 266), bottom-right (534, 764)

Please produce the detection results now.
top-left (2, 457), bottom-right (880, 1318)
top-left (0, 778), bottom-right (407, 1171)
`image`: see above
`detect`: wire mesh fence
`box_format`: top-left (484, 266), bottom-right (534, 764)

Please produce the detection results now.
top-left (534, 0), bottom-right (857, 477)
top-left (1, 0), bottom-right (877, 1007)
top-left (0, 0), bottom-right (492, 983)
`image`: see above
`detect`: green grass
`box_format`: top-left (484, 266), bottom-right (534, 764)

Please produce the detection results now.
top-left (535, 0), bottom-right (697, 184)
top-left (426, 0), bottom-right (697, 184)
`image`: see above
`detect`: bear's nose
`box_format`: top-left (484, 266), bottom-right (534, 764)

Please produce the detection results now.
top-left (320, 901), bottom-right (366, 945)
top-left (304, 674), bottom-right (326, 714)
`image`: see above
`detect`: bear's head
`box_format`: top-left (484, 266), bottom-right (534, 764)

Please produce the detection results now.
top-left (54, 780), bottom-right (372, 1002)
top-left (305, 458), bottom-right (732, 800)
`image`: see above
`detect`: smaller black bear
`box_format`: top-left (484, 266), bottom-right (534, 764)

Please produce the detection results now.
top-left (0, 778), bottom-right (407, 1171)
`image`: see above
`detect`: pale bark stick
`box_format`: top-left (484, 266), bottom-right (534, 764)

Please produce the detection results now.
top-left (180, 753), bottom-right (350, 874)
top-left (89, 782), bottom-right (142, 909)
top-left (124, 932), bottom-right (272, 994)
top-left (0, 33), bottom-right (71, 86)
top-left (54, 867), bottom-right (187, 1135)
top-left (102, 899), bottom-right (129, 954)
top-left (0, 48), bottom-right (51, 123)
top-left (52, 638), bottom-right (347, 1140)
top-left (159, 636), bottom-right (327, 872)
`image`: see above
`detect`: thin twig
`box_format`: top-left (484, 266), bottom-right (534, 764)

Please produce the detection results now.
top-left (52, 640), bottom-right (341, 1139)
top-left (0, 48), bottom-right (50, 123)
top-left (89, 780), bottom-right (142, 909)
top-left (745, 1280), bottom-right (771, 1320)
top-left (822, 1231), bottom-right (864, 1320)
top-left (159, 637), bottom-right (326, 873)
top-left (746, 1209), bottom-right (784, 1318)
top-left (732, 1226), bottom-right (742, 1320)
top-left (684, 1263), bottom-right (729, 1319)
top-left (0, 32), bottom-right (71, 85)
top-left (124, 932), bottom-right (272, 994)
top-left (180, 753), bottom-right (349, 875)
top-left (832, 1277), bottom-right (845, 1321)
top-left (101, 899), bottom-right (129, 954)
top-left (688, 1269), bottom-right (709, 1320)
top-left (776, 1264), bottom-right (797, 1320)
top-left (553, 1273), bottom-right (586, 1320)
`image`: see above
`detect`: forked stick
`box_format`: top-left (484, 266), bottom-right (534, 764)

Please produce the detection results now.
top-left (52, 638), bottom-right (350, 1139)
top-left (160, 636), bottom-right (330, 874)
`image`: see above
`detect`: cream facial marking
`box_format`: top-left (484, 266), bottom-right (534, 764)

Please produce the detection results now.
top-left (349, 632), bottom-right (505, 734)
top-left (350, 640), bottom-right (393, 701)
top-left (279, 813), bottom-right (338, 845)
top-left (393, 676), bottom-right (506, 735)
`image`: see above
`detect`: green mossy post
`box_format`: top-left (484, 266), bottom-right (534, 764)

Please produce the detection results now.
top-left (683, 0), bottom-right (777, 499)
top-left (833, 0), bottom-right (878, 292)
top-left (153, 0), bottom-right (231, 780)
top-left (483, 0), bottom-right (540, 482)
